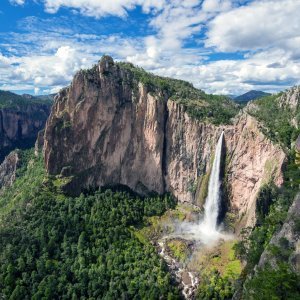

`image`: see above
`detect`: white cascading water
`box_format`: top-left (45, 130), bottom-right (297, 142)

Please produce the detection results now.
top-left (158, 132), bottom-right (227, 299)
top-left (202, 131), bottom-right (224, 231)
top-left (197, 131), bottom-right (224, 243)
top-left (163, 131), bottom-right (227, 244)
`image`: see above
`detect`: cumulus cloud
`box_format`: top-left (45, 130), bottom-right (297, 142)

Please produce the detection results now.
top-left (41, 0), bottom-right (166, 18)
top-left (10, 0), bottom-right (167, 17)
top-left (202, 0), bottom-right (232, 12)
top-left (125, 1), bottom-right (211, 70)
top-left (7, 46), bottom-right (85, 88)
top-left (4, 0), bottom-right (300, 95)
top-left (206, 0), bottom-right (300, 55)
top-left (0, 21), bottom-right (143, 93)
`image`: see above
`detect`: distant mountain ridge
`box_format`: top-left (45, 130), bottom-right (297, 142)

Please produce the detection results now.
top-left (234, 90), bottom-right (271, 102)
top-left (0, 90), bottom-right (53, 109)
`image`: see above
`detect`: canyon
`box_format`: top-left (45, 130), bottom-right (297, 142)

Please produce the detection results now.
top-left (44, 56), bottom-right (286, 229)
top-left (0, 55), bottom-right (299, 300)
top-left (0, 94), bottom-right (51, 163)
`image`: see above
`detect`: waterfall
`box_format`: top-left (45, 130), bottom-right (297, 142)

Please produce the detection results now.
top-left (161, 131), bottom-right (227, 244)
top-left (201, 131), bottom-right (224, 232)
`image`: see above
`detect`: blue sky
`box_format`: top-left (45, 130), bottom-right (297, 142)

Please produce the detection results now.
top-left (0, 0), bottom-right (299, 95)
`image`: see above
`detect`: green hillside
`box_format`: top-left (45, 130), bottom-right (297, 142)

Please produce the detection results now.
top-left (0, 90), bottom-right (53, 109)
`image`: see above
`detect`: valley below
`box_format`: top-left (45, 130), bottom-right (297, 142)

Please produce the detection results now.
top-left (0, 56), bottom-right (299, 299)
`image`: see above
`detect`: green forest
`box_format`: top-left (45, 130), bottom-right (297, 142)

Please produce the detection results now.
top-left (0, 90), bottom-right (52, 109)
top-left (1, 89), bottom-right (300, 299)
top-left (0, 151), bottom-right (180, 299)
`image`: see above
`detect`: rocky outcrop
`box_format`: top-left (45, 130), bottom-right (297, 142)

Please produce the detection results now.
top-left (44, 61), bottom-right (167, 196)
top-left (0, 150), bottom-right (20, 190)
top-left (34, 130), bottom-right (45, 156)
top-left (278, 85), bottom-right (300, 129)
top-left (44, 56), bottom-right (286, 228)
top-left (224, 113), bottom-right (285, 228)
top-left (0, 104), bottom-right (51, 162)
top-left (258, 193), bottom-right (300, 272)
top-left (279, 85), bottom-right (300, 113)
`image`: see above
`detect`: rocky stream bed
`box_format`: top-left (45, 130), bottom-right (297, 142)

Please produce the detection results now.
top-left (157, 239), bottom-right (199, 299)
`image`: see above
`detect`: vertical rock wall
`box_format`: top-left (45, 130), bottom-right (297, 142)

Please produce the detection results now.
top-left (44, 57), bottom-right (286, 229)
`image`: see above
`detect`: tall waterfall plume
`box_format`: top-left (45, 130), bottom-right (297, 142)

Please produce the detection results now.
top-left (201, 131), bottom-right (224, 233)
top-left (163, 131), bottom-right (227, 244)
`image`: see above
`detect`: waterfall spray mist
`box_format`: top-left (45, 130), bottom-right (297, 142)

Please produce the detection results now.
top-left (162, 131), bottom-right (229, 245)
top-left (157, 132), bottom-right (228, 299)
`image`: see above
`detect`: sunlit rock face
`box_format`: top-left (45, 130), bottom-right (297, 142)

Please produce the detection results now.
top-left (224, 113), bottom-right (285, 229)
top-left (44, 56), bottom-right (166, 196)
top-left (279, 86), bottom-right (300, 129)
top-left (44, 56), bottom-right (286, 229)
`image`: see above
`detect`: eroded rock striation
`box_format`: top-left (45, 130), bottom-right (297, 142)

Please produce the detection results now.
top-left (224, 113), bottom-right (285, 228)
top-left (44, 56), bottom-right (286, 228)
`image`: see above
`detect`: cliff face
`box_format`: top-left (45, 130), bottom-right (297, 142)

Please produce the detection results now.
top-left (0, 150), bottom-right (20, 190)
top-left (225, 113), bottom-right (285, 228)
top-left (165, 100), bottom-right (219, 203)
top-left (258, 193), bottom-right (300, 273)
top-left (0, 104), bottom-right (51, 162)
top-left (44, 56), bottom-right (286, 228)
top-left (279, 85), bottom-right (300, 113)
top-left (44, 59), bottom-right (167, 195)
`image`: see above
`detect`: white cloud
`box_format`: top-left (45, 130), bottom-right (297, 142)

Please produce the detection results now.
top-left (41, 86), bottom-right (64, 94)
top-left (0, 53), bottom-right (11, 67)
top-left (125, 1), bottom-right (210, 70)
top-left (202, 0), bottom-right (232, 12)
top-left (9, 0), bottom-right (25, 5)
top-left (0, 45), bottom-right (92, 92)
top-left (34, 87), bottom-right (40, 94)
top-left (150, 46), bottom-right (300, 95)
top-left (0, 25), bottom-right (144, 93)
top-left (206, 0), bottom-right (300, 55)
top-left (15, 46), bottom-right (84, 85)
top-left (10, 0), bottom-right (166, 17)
top-left (4, 0), bottom-right (300, 95)
top-left (42, 0), bottom-right (166, 18)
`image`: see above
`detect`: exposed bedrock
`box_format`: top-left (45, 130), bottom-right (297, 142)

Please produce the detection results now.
top-left (44, 56), bottom-right (286, 228)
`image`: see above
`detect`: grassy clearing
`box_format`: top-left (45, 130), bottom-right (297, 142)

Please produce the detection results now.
top-left (166, 239), bottom-right (191, 263)
top-left (136, 203), bottom-right (201, 242)
top-left (189, 240), bottom-right (242, 278)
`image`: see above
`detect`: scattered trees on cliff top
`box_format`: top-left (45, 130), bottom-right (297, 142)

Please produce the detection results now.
top-left (117, 62), bottom-right (239, 125)
top-left (249, 93), bottom-right (300, 149)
